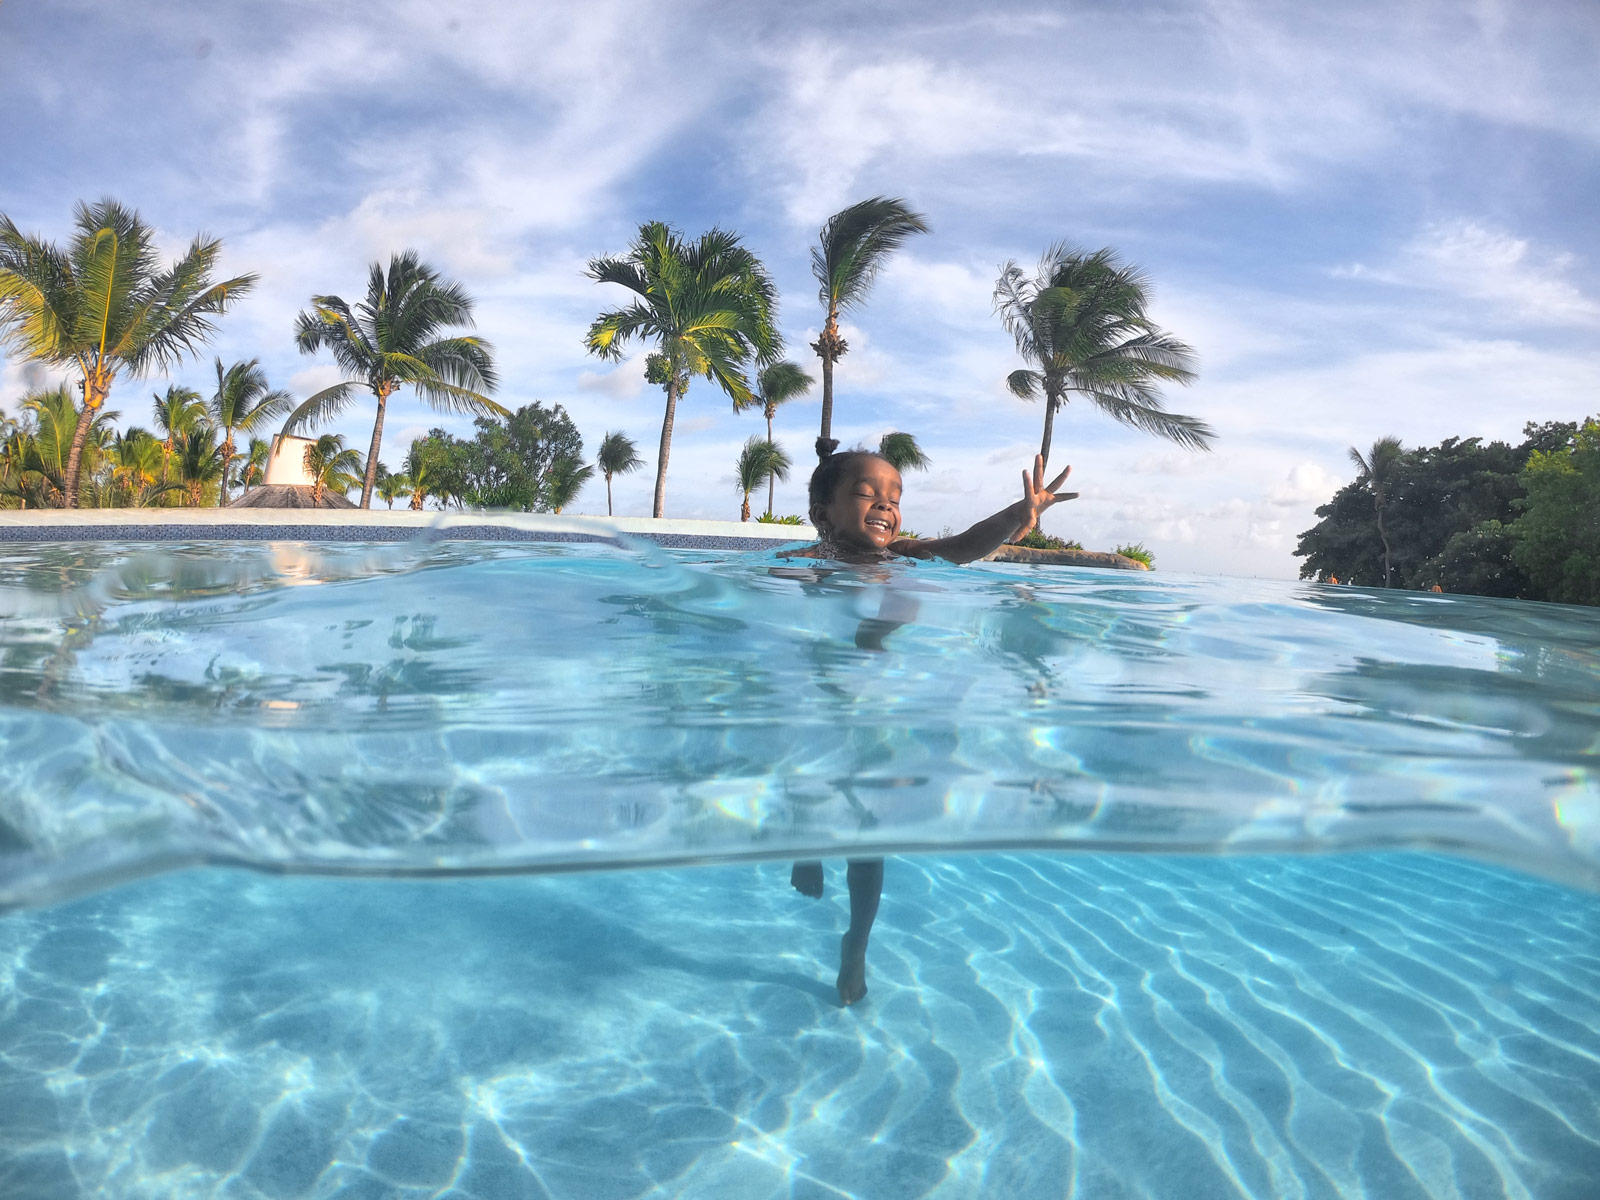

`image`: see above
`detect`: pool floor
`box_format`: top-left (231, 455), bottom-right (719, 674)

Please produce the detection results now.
top-left (1, 852), bottom-right (1597, 1199)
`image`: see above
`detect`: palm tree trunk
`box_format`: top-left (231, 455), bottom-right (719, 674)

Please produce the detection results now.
top-left (1374, 495), bottom-right (1393, 586)
top-left (606, 473), bottom-right (614, 517)
top-left (361, 388), bottom-right (388, 509)
top-left (63, 373), bottom-right (107, 509)
top-left (741, 494), bottom-right (751, 522)
top-left (766, 412), bottom-right (776, 516)
top-left (219, 438), bottom-right (233, 507)
top-left (813, 316), bottom-right (844, 460)
top-left (652, 378), bottom-right (679, 518)
top-left (1039, 392), bottom-right (1060, 470)
top-left (62, 414), bottom-right (92, 509)
top-left (410, 488), bottom-right (424, 511)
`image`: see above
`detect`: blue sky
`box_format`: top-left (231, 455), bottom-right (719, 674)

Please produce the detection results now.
top-left (3, 0), bottom-right (1597, 576)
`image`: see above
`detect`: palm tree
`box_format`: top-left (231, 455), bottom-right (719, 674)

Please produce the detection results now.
top-left (208, 358), bottom-right (291, 505)
top-left (740, 360), bottom-right (813, 515)
top-left (1349, 436), bottom-right (1404, 587)
top-left (233, 436), bottom-right (271, 493)
top-left (153, 384), bottom-right (207, 486)
top-left (878, 431), bottom-right (930, 473)
top-left (174, 426), bottom-right (224, 506)
top-left (282, 251), bottom-right (503, 508)
top-left (546, 454), bottom-right (595, 514)
top-left (376, 469), bottom-right (412, 509)
top-left (0, 199), bottom-right (257, 506)
top-left (9, 385), bottom-right (118, 506)
top-left (303, 433), bottom-right (363, 506)
top-left (595, 431), bottom-right (643, 517)
top-left (403, 441), bottom-right (436, 511)
top-left (810, 197), bottom-right (929, 460)
top-left (994, 244), bottom-right (1210, 469)
top-left (586, 221), bottom-right (780, 517)
top-left (735, 437), bottom-right (792, 522)
top-left (109, 427), bottom-right (176, 507)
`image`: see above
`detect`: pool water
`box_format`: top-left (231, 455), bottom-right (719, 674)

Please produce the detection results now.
top-left (1, 538), bottom-right (1598, 1197)
top-left (2, 853), bottom-right (1596, 1199)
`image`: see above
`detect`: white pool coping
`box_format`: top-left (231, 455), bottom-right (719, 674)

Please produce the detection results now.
top-left (0, 509), bottom-right (817, 549)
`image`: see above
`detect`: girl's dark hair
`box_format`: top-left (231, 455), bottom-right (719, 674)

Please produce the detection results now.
top-left (807, 450), bottom-right (891, 512)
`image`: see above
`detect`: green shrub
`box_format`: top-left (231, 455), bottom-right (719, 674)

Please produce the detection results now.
top-left (1013, 527), bottom-right (1083, 551)
top-left (1116, 542), bottom-right (1155, 567)
top-left (756, 513), bottom-right (807, 525)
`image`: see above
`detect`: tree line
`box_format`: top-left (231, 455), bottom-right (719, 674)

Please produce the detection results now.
top-left (1296, 419), bottom-right (1600, 606)
top-left (2, 197), bottom-right (1212, 519)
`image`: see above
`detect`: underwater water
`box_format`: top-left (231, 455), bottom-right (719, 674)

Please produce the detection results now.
top-left (1, 536), bottom-right (1598, 1197)
top-left (3, 853), bottom-right (1598, 1199)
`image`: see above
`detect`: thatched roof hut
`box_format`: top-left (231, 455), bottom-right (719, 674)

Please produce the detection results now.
top-left (228, 485), bottom-right (357, 509)
top-left (228, 433), bottom-right (359, 508)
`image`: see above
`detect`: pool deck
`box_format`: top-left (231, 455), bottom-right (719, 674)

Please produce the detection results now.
top-left (0, 509), bottom-right (816, 551)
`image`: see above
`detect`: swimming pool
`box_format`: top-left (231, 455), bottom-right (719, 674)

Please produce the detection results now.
top-left (1, 533), bottom-right (1597, 1198)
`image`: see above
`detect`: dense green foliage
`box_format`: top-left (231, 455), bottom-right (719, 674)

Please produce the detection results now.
top-left (1012, 527), bottom-right (1083, 551)
top-left (1512, 420), bottom-right (1600, 605)
top-left (1295, 418), bottom-right (1598, 605)
top-left (411, 402), bottom-right (586, 512)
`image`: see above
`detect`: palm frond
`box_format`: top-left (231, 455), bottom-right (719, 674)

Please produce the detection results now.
top-left (812, 197), bottom-right (929, 312)
top-left (279, 382), bottom-right (359, 435)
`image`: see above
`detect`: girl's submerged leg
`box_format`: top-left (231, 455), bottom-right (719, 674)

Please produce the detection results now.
top-left (838, 857), bottom-right (884, 1005)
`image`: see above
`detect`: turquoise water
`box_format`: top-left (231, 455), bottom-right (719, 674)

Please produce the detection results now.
top-left (1, 539), bottom-right (1598, 1197)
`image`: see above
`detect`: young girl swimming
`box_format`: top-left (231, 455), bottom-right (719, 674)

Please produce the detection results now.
top-left (784, 449), bottom-right (1077, 1004)
top-left (785, 450), bottom-right (1076, 566)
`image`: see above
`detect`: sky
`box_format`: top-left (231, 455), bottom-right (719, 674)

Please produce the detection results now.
top-left (2, 0), bottom-right (1597, 577)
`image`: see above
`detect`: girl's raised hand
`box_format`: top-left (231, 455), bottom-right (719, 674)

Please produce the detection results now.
top-left (1013, 455), bottom-right (1077, 540)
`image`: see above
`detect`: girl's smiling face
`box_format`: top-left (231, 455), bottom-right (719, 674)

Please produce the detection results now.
top-left (814, 456), bottom-right (903, 554)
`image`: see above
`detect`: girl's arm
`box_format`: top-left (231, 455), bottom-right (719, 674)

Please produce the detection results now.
top-left (892, 456), bottom-right (1076, 564)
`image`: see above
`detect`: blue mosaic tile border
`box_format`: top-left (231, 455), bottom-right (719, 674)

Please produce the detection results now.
top-left (0, 523), bottom-right (798, 552)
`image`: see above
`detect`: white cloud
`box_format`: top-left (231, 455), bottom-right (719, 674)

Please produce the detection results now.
top-left (1336, 220), bottom-right (1600, 327)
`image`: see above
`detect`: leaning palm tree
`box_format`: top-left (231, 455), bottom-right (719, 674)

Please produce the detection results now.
top-left (586, 221), bottom-right (780, 517)
top-left (546, 454), bottom-right (595, 514)
top-left (282, 251), bottom-right (503, 508)
top-left (740, 360), bottom-right (813, 515)
top-left (1349, 436), bottom-right (1405, 587)
top-left (0, 199), bottom-right (257, 506)
top-left (994, 244), bottom-right (1210, 468)
top-left (208, 358), bottom-right (291, 505)
top-left (595, 430), bottom-right (643, 517)
top-left (811, 197), bottom-right (929, 460)
top-left (303, 433), bottom-right (363, 506)
top-left (233, 436), bottom-right (271, 493)
top-left (153, 384), bottom-right (208, 486)
top-left (735, 436), bottom-right (792, 522)
top-left (878, 431), bottom-right (930, 473)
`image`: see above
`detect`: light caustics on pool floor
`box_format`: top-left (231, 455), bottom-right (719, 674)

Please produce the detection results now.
top-left (1, 852), bottom-right (1596, 1200)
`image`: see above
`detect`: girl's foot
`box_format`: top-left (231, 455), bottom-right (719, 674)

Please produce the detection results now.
top-left (790, 861), bottom-right (824, 899)
top-left (837, 932), bottom-right (869, 1005)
